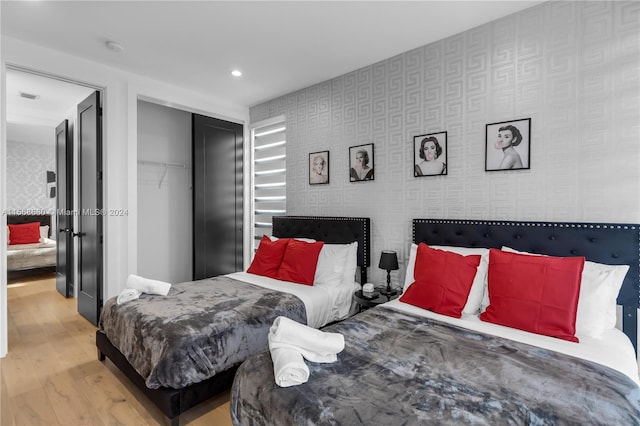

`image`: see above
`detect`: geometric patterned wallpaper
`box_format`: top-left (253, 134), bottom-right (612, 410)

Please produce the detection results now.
top-left (250, 1), bottom-right (640, 286)
top-left (6, 140), bottom-right (56, 213)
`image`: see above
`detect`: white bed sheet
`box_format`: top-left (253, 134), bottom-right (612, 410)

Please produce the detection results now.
top-left (227, 271), bottom-right (357, 328)
top-left (384, 299), bottom-right (640, 384)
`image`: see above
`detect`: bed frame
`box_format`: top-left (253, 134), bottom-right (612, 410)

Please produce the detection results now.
top-left (96, 215), bottom-right (370, 426)
top-left (413, 219), bottom-right (640, 353)
top-left (7, 214), bottom-right (55, 278)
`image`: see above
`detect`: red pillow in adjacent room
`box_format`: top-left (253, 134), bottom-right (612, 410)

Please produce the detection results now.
top-left (7, 222), bottom-right (41, 245)
top-left (480, 249), bottom-right (585, 342)
top-left (247, 235), bottom-right (290, 278)
top-left (399, 243), bottom-right (481, 318)
top-left (276, 239), bottom-right (324, 285)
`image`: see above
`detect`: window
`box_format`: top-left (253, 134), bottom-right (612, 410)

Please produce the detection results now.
top-left (250, 117), bottom-right (286, 255)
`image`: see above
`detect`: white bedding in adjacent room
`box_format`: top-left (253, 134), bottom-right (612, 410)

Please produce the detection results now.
top-left (7, 237), bottom-right (57, 271)
top-left (385, 299), bottom-right (640, 384)
top-left (228, 271), bottom-right (357, 328)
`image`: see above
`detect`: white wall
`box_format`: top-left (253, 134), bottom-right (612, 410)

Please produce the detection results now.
top-left (137, 101), bottom-right (192, 284)
top-left (0, 36), bottom-right (249, 357)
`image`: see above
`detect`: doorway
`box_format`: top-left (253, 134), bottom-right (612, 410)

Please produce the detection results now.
top-left (4, 67), bottom-right (102, 331)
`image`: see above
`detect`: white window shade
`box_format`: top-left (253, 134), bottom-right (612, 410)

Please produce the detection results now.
top-left (251, 119), bottom-right (286, 253)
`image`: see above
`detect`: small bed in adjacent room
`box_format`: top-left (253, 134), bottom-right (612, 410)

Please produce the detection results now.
top-left (95, 215), bottom-right (370, 426)
top-left (231, 218), bottom-right (640, 425)
top-left (6, 214), bottom-right (56, 279)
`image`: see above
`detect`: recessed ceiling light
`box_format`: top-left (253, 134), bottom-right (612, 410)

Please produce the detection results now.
top-left (106, 40), bottom-right (125, 53)
top-left (18, 91), bottom-right (39, 100)
top-left (231, 70), bottom-right (242, 77)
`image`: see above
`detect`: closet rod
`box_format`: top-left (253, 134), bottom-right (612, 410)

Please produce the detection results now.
top-left (138, 160), bottom-right (187, 169)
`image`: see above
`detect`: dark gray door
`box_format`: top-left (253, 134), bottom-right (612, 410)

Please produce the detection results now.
top-left (55, 119), bottom-right (73, 297)
top-left (76, 91), bottom-right (103, 325)
top-left (192, 114), bottom-right (243, 279)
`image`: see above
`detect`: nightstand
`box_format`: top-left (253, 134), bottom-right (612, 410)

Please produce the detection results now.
top-left (354, 289), bottom-right (399, 311)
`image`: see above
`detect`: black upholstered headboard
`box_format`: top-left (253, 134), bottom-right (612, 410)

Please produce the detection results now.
top-left (413, 218), bottom-right (640, 353)
top-left (7, 214), bottom-right (53, 238)
top-left (272, 216), bottom-right (371, 284)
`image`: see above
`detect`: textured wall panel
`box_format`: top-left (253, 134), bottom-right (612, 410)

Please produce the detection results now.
top-left (249, 1), bottom-right (640, 286)
top-left (6, 141), bottom-right (56, 213)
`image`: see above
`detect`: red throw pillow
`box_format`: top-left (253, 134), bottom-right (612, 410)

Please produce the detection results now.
top-left (276, 240), bottom-right (325, 285)
top-left (7, 222), bottom-right (41, 245)
top-left (247, 236), bottom-right (289, 278)
top-left (480, 249), bottom-right (584, 342)
top-left (399, 243), bottom-right (481, 318)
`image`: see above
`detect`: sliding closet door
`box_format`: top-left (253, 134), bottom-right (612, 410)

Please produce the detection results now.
top-left (192, 114), bottom-right (243, 279)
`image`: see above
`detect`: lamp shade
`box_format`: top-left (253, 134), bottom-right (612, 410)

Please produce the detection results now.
top-left (378, 250), bottom-right (399, 271)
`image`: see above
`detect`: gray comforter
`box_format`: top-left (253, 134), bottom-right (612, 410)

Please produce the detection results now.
top-left (231, 306), bottom-right (640, 425)
top-left (99, 276), bottom-right (306, 389)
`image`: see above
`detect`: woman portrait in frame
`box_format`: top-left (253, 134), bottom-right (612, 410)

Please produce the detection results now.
top-left (485, 118), bottom-right (531, 171)
top-left (413, 131), bottom-right (447, 177)
top-left (309, 151), bottom-right (329, 185)
top-left (349, 143), bottom-right (374, 182)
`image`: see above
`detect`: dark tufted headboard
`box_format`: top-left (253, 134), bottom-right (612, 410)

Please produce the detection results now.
top-left (413, 218), bottom-right (640, 353)
top-left (7, 214), bottom-right (53, 238)
top-left (272, 216), bottom-right (371, 284)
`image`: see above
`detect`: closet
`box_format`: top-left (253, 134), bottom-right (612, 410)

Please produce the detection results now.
top-left (137, 103), bottom-right (243, 283)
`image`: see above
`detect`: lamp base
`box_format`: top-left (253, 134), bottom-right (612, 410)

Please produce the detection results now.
top-left (379, 288), bottom-right (398, 297)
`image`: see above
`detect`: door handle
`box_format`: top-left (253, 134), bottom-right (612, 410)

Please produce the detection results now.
top-left (72, 232), bottom-right (84, 238)
top-left (59, 228), bottom-right (70, 233)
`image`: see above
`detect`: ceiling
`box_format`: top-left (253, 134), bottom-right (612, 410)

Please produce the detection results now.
top-left (2, 0), bottom-right (543, 125)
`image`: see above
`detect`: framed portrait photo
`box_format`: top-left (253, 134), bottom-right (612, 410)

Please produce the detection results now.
top-left (485, 117), bottom-right (531, 171)
top-left (309, 151), bottom-right (329, 185)
top-left (413, 131), bottom-right (447, 177)
top-left (349, 143), bottom-right (374, 182)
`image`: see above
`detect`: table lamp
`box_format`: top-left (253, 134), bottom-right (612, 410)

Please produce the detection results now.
top-left (378, 250), bottom-right (399, 296)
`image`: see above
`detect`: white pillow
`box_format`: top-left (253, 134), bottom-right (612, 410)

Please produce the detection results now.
top-left (499, 246), bottom-right (629, 339)
top-left (314, 243), bottom-right (351, 287)
top-left (341, 241), bottom-right (358, 285)
top-left (403, 243), bottom-right (489, 315)
top-left (40, 225), bottom-right (50, 242)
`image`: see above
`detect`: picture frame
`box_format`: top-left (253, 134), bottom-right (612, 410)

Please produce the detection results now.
top-left (349, 143), bottom-right (375, 182)
top-left (413, 131), bottom-right (448, 177)
top-left (309, 151), bottom-right (329, 185)
top-left (485, 118), bottom-right (531, 171)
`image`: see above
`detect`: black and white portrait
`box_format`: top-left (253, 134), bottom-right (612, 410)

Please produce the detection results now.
top-left (485, 118), bottom-right (531, 171)
top-left (413, 131), bottom-right (447, 177)
top-left (349, 143), bottom-right (374, 182)
top-left (309, 151), bottom-right (329, 185)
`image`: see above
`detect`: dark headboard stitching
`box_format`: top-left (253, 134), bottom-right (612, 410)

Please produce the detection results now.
top-left (272, 216), bottom-right (370, 284)
top-left (412, 219), bottom-right (640, 353)
top-left (6, 214), bottom-right (53, 238)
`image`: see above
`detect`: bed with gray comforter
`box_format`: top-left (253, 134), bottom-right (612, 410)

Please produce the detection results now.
top-left (231, 306), bottom-right (640, 425)
top-left (99, 275), bottom-right (306, 389)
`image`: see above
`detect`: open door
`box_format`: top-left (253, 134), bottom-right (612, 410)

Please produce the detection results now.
top-left (76, 91), bottom-right (103, 325)
top-left (55, 119), bottom-right (74, 297)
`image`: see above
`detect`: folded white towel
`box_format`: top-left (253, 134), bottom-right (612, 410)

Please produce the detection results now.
top-left (126, 274), bottom-right (171, 296)
top-left (268, 316), bottom-right (345, 363)
top-left (117, 288), bottom-right (141, 305)
top-left (269, 345), bottom-right (310, 387)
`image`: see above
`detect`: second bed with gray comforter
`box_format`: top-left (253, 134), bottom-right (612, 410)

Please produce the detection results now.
top-left (99, 276), bottom-right (306, 389)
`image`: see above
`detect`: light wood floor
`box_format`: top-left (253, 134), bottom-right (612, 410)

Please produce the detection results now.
top-left (1, 274), bottom-right (233, 426)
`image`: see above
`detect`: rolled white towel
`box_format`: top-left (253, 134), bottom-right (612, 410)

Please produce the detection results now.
top-left (269, 345), bottom-right (310, 387)
top-left (117, 288), bottom-right (141, 305)
top-left (126, 274), bottom-right (171, 296)
top-left (268, 316), bottom-right (345, 363)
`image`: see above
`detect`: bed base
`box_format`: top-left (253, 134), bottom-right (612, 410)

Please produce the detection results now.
top-left (413, 219), bottom-right (640, 353)
top-left (96, 330), bottom-right (237, 426)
